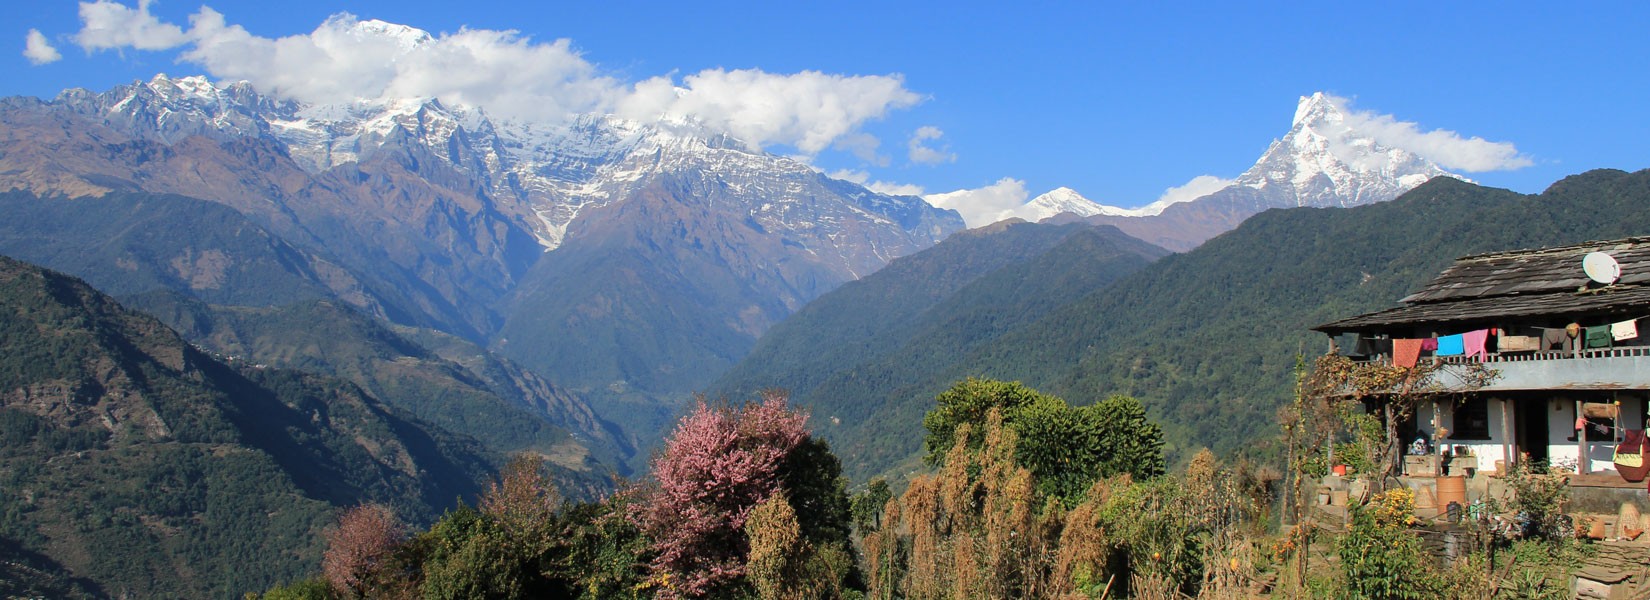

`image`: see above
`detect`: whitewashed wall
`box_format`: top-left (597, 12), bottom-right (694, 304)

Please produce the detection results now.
top-left (1544, 395), bottom-right (1645, 474)
top-left (1421, 399), bottom-right (1512, 473)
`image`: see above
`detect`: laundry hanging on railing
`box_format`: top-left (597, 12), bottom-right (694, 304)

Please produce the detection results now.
top-left (1584, 325), bottom-right (1614, 349)
top-left (1436, 334), bottom-right (1465, 356)
top-left (1393, 338), bottom-right (1423, 368)
top-left (1541, 327), bottom-right (1571, 351)
top-left (1463, 329), bottom-right (1489, 360)
top-left (1613, 318), bottom-right (1639, 341)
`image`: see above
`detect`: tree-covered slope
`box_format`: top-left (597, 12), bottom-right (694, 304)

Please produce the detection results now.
top-left (0, 255), bottom-right (496, 598)
top-left (912, 169), bottom-right (1650, 467)
top-left (757, 168), bottom-right (1650, 479)
top-left (712, 220), bottom-right (1105, 403)
top-left (0, 190), bottom-right (424, 323)
top-left (121, 292), bottom-right (629, 483)
top-left (713, 221), bottom-right (1169, 478)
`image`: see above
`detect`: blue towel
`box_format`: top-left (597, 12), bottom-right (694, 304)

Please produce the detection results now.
top-left (1436, 334), bottom-right (1465, 356)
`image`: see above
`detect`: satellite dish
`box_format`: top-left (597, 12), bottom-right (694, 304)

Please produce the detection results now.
top-left (1583, 251), bottom-right (1620, 284)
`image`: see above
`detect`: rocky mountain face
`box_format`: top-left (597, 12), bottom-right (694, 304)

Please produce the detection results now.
top-left (1044, 93), bottom-right (1461, 251)
top-left (0, 73), bottom-right (963, 428)
top-left (0, 254), bottom-right (497, 598)
top-left (0, 189), bottom-right (622, 477)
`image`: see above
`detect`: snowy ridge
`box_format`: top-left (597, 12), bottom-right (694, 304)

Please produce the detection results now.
top-left (1021, 92), bottom-right (1460, 222)
top-left (1232, 92), bottom-right (1459, 209)
top-left (47, 71), bottom-right (957, 260)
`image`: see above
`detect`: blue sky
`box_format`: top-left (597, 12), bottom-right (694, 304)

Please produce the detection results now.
top-left (7, 1), bottom-right (1648, 210)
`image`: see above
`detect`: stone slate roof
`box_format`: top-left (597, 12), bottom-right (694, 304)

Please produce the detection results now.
top-left (1315, 237), bottom-right (1650, 333)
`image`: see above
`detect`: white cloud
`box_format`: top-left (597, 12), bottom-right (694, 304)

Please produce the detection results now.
top-left (907, 125), bottom-right (955, 165)
top-left (179, 10), bottom-right (621, 118)
top-left (618, 69), bottom-right (919, 154)
top-left (24, 29), bottom-right (62, 65)
top-left (75, 0), bottom-right (187, 51)
top-left (1324, 95), bottom-right (1531, 172)
top-left (63, 3), bottom-right (922, 157)
top-left (923, 177), bottom-right (1029, 227)
top-left (826, 169), bottom-right (926, 197)
top-left (1141, 174), bottom-right (1234, 214)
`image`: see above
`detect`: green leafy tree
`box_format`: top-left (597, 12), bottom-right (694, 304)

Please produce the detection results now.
top-left (922, 378), bottom-right (1061, 464)
top-left (850, 479), bottom-right (892, 533)
top-left (1017, 394), bottom-right (1165, 501)
top-left (924, 379), bottom-right (1165, 503)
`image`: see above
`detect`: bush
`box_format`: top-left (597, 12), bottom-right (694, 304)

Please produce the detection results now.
top-left (1335, 489), bottom-right (1438, 599)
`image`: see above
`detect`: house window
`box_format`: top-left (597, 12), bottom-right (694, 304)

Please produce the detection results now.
top-left (1450, 398), bottom-right (1491, 440)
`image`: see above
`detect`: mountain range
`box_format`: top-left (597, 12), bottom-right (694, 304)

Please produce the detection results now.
top-left (0, 70), bottom-right (961, 412)
top-left (1009, 93), bottom-right (1459, 251)
top-left (0, 70), bottom-right (963, 467)
top-left (0, 63), bottom-right (1476, 477)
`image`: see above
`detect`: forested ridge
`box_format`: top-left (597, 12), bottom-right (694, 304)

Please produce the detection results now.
top-left (722, 169), bottom-right (1650, 478)
top-left (710, 221), bottom-right (1169, 478)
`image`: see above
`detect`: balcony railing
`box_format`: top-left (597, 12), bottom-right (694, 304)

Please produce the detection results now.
top-left (1428, 349), bottom-right (1650, 391)
top-left (1433, 346), bottom-right (1650, 364)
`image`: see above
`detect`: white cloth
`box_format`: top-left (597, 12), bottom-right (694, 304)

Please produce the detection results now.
top-left (1612, 319), bottom-right (1639, 341)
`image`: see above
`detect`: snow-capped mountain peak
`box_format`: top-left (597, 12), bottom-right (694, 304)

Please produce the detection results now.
top-left (1234, 93), bottom-right (1460, 208)
top-left (1291, 91), bottom-right (1341, 128)
top-left (348, 18), bottom-right (434, 50)
top-left (1020, 187), bottom-right (1103, 219)
top-left (1032, 92), bottom-right (1467, 252)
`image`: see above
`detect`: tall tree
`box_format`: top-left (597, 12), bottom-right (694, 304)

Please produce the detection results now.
top-left (923, 378), bottom-right (1165, 503)
top-left (322, 504), bottom-right (406, 597)
top-left (632, 392), bottom-right (834, 598)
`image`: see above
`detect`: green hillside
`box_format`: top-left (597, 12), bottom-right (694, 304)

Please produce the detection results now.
top-left (0, 255), bottom-right (496, 598)
top-left (712, 221), bottom-right (1169, 478)
top-left (714, 221), bottom-right (1102, 401)
top-left (122, 291), bottom-right (626, 486)
top-left (985, 170), bottom-right (1650, 462)
top-left (0, 190), bottom-right (429, 318)
top-left (743, 169), bottom-right (1650, 479)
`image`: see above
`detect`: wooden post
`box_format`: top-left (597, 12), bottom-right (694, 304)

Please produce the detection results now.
top-left (1577, 399), bottom-right (1589, 474)
top-left (1500, 398), bottom-right (1512, 472)
top-left (1431, 399), bottom-right (1442, 448)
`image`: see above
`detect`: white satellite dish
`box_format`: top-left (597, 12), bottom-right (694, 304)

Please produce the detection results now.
top-left (1583, 251), bottom-right (1621, 284)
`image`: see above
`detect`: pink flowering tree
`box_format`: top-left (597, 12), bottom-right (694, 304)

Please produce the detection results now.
top-left (321, 503), bottom-right (406, 596)
top-left (633, 391), bottom-right (809, 598)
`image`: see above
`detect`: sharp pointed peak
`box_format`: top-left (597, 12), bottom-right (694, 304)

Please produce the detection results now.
top-left (1291, 92), bottom-right (1344, 127)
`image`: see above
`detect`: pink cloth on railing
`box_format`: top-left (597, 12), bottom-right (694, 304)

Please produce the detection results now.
top-left (1463, 329), bottom-right (1489, 361)
top-left (1393, 338), bottom-right (1423, 368)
